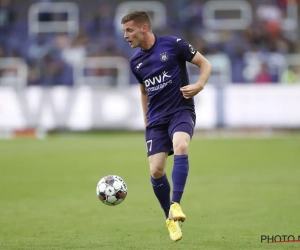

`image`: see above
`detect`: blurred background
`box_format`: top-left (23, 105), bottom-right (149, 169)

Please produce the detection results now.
top-left (1, 2), bottom-right (300, 249)
top-left (0, 0), bottom-right (300, 137)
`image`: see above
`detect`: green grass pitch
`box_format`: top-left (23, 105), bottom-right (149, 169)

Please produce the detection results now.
top-left (0, 132), bottom-right (300, 250)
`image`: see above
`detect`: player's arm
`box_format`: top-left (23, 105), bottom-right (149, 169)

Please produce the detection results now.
top-left (180, 52), bottom-right (212, 99)
top-left (191, 52), bottom-right (212, 91)
top-left (140, 84), bottom-right (148, 127)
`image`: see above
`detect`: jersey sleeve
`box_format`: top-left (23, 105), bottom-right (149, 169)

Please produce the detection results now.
top-left (130, 60), bottom-right (143, 84)
top-left (173, 37), bottom-right (197, 62)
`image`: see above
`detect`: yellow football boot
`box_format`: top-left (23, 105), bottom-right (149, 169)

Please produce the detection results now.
top-left (166, 219), bottom-right (182, 242)
top-left (169, 202), bottom-right (186, 222)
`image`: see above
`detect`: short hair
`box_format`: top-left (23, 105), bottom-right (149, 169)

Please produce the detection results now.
top-left (121, 11), bottom-right (152, 30)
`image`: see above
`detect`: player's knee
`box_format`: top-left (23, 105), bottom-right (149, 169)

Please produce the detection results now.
top-left (150, 165), bottom-right (165, 178)
top-left (174, 141), bottom-right (189, 155)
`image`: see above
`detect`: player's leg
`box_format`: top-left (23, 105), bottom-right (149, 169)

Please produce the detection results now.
top-left (165, 132), bottom-right (189, 241)
top-left (146, 124), bottom-right (182, 242)
top-left (168, 110), bottom-right (196, 221)
top-left (146, 124), bottom-right (173, 219)
top-left (172, 131), bottom-right (191, 205)
top-left (169, 131), bottom-right (190, 221)
top-left (148, 152), bottom-right (170, 218)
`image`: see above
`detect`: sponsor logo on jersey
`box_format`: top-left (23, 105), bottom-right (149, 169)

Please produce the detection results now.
top-left (144, 71), bottom-right (171, 87)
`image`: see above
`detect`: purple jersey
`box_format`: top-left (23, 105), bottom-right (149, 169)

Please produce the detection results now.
top-left (130, 36), bottom-right (197, 125)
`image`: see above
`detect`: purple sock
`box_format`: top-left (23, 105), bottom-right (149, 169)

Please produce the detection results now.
top-left (172, 155), bottom-right (189, 204)
top-left (151, 174), bottom-right (171, 218)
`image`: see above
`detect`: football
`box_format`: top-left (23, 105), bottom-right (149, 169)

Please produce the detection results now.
top-left (96, 175), bottom-right (127, 206)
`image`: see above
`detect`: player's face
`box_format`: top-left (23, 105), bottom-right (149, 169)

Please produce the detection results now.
top-left (122, 20), bottom-right (145, 48)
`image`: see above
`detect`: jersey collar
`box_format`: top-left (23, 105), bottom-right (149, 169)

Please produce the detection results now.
top-left (141, 35), bottom-right (158, 53)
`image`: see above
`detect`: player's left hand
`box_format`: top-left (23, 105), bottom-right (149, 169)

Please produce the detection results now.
top-left (180, 83), bottom-right (205, 99)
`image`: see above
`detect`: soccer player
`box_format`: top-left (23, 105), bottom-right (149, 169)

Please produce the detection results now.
top-left (121, 11), bottom-right (212, 242)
